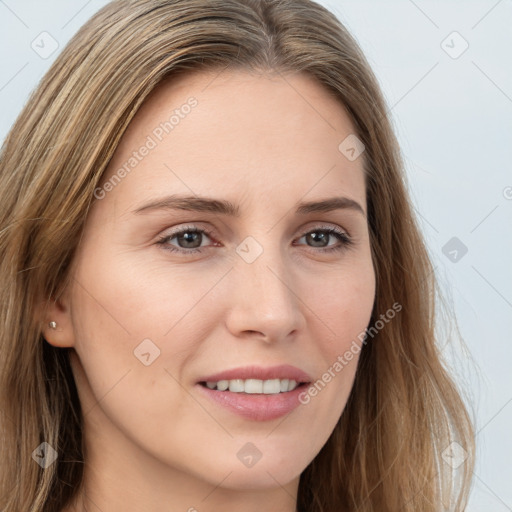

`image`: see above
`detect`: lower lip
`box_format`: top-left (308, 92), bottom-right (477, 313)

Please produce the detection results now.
top-left (196, 383), bottom-right (310, 421)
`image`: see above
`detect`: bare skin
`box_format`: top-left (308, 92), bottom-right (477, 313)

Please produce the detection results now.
top-left (45, 68), bottom-right (376, 512)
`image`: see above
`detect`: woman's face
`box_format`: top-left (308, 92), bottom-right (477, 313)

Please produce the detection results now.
top-left (49, 69), bottom-right (375, 500)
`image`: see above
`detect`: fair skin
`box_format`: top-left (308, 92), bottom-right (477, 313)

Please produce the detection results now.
top-left (45, 69), bottom-right (375, 512)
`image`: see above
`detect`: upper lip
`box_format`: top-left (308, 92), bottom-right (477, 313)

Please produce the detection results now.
top-left (197, 364), bottom-right (313, 384)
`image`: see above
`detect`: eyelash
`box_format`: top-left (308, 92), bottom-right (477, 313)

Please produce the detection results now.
top-left (156, 224), bottom-right (353, 255)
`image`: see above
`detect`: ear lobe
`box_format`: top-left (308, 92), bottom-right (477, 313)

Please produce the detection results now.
top-left (38, 286), bottom-right (76, 348)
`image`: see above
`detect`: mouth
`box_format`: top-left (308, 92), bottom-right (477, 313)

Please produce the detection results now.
top-left (196, 377), bottom-right (312, 421)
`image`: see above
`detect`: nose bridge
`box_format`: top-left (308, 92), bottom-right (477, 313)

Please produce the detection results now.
top-left (237, 237), bottom-right (293, 309)
top-left (226, 234), bottom-right (303, 340)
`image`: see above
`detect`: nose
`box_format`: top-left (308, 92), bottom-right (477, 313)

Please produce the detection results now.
top-left (224, 242), bottom-right (305, 344)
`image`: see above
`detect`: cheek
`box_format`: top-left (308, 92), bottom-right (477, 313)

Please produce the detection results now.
top-left (312, 257), bottom-right (376, 347)
top-left (68, 256), bottom-right (195, 443)
top-left (296, 259), bottom-right (375, 411)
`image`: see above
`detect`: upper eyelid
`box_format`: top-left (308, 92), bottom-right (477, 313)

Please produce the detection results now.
top-left (161, 223), bottom-right (351, 244)
top-left (163, 222), bottom-right (350, 237)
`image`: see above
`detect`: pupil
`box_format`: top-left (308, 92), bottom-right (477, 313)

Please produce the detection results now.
top-left (308, 231), bottom-right (327, 247)
top-left (179, 232), bottom-right (201, 248)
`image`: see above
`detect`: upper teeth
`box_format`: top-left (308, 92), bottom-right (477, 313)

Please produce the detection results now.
top-left (205, 378), bottom-right (299, 394)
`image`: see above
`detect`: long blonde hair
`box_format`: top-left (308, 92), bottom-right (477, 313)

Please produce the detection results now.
top-left (0, 0), bottom-right (475, 510)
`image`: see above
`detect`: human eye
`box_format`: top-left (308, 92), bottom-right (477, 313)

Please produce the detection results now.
top-left (155, 224), bottom-right (218, 254)
top-left (155, 223), bottom-right (353, 256)
top-left (294, 224), bottom-right (353, 253)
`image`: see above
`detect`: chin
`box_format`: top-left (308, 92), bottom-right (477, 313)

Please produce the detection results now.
top-left (219, 466), bottom-right (302, 491)
top-left (209, 453), bottom-right (306, 490)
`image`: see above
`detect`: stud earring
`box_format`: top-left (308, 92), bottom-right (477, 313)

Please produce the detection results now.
top-left (48, 321), bottom-right (57, 329)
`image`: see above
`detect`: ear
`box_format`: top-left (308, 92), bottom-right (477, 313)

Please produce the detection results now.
top-left (38, 284), bottom-right (76, 348)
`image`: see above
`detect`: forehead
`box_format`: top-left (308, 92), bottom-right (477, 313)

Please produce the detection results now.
top-left (98, 68), bottom-right (367, 217)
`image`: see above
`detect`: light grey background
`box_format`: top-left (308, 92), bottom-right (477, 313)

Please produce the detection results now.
top-left (1, 0), bottom-right (511, 509)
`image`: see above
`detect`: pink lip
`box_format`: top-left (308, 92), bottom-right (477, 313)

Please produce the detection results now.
top-left (195, 364), bottom-right (313, 421)
top-left (197, 364), bottom-right (313, 384)
top-left (196, 381), bottom-right (310, 421)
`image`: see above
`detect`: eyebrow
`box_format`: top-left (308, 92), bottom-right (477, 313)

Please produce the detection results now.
top-left (132, 194), bottom-right (366, 217)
